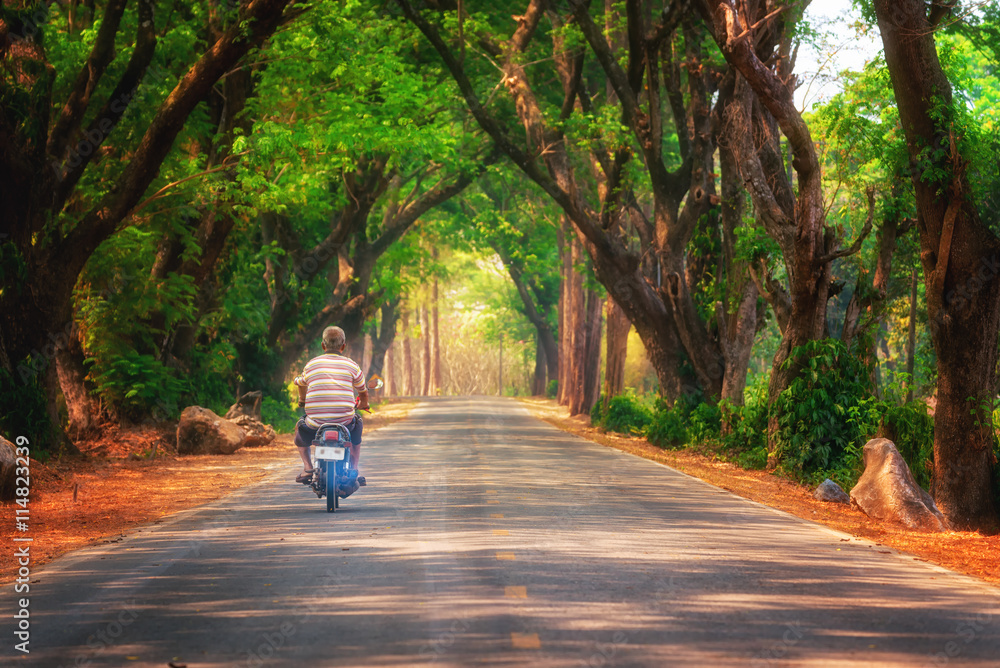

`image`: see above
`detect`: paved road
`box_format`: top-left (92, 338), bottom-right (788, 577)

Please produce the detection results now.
top-left (4, 397), bottom-right (1000, 667)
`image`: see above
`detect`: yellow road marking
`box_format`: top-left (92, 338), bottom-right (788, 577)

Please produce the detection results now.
top-left (511, 632), bottom-right (540, 649)
top-left (493, 529), bottom-right (509, 536)
top-left (487, 500), bottom-right (500, 504)
top-left (486, 490), bottom-right (498, 495)
top-left (490, 513), bottom-right (504, 518)
top-left (505, 586), bottom-right (527, 599)
top-left (496, 552), bottom-right (516, 560)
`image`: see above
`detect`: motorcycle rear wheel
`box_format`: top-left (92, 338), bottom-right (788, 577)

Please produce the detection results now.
top-left (326, 464), bottom-right (337, 512)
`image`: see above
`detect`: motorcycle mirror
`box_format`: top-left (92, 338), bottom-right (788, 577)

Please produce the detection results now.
top-left (367, 378), bottom-right (384, 391)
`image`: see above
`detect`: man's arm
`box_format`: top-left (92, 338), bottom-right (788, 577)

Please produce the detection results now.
top-left (294, 371), bottom-right (308, 407)
top-left (357, 390), bottom-right (370, 411)
top-left (297, 384), bottom-right (308, 407)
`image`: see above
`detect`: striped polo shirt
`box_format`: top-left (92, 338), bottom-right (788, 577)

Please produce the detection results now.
top-left (294, 354), bottom-right (367, 429)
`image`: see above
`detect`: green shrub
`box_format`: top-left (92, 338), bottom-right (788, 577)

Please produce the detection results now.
top-left (601, 392), bottom-right (653, 435)
top-left (86, 350), bottom-right (188, 420)
top-left (771, 339), bottom-right (874, 479)
top-left (720, 397), bottom-right (768, 457)
top-left (546, 379), bottom-right (558, 399)
top-left (877, 402), bottom-right (934, 489)
top-left (590, 397), bottom-right (604, 426)
top-left (647, 399), bottom-right (688, 449)
top-left (687, 402), bottom-right (722, 444)
top-left (262, 395), bottom-right (300, 433)
top-left (736, 446), bottom-right (768, 470)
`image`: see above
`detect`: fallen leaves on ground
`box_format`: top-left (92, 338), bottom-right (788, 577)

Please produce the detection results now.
top-left (0, 401), bottom-right (416, 582)
top-left (518, 397), bottom-right (1000, 586)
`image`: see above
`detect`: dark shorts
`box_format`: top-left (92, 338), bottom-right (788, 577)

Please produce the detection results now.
top-left (294, 416), bottom-right (363, 448)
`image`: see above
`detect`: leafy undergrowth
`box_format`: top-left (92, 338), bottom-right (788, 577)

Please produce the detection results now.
top-left (0, 400), bottom-right (416, 583)
top-left (519, 397), bottom-right (1000, 587)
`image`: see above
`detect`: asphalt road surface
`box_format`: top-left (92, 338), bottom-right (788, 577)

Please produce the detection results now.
top-left (4, 397), bottom-right (1000, 667)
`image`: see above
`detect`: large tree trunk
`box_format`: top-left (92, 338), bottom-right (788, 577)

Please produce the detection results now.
top-left (718, 282), bottom-right (760, 408)
top-left (43, 364), bottom-right (81, 456)
top-left (874, 0), bottom-right (1000, 531)
top-left (54, 325), bottom-right (98, 437)
top-left (717, 98), bottom-right (762, 409)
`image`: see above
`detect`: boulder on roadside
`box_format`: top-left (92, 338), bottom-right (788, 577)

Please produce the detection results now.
top-left (231, 414), bottom-right (277, 448)
top-left (176, 407), bottom-right (246, 455)
top-left (0, 436), bottom-right (18, 501)
top-left (225, 391), bottom-right (263, 421)
top-left (814, 478), bottom-right (850, 504)
top-left (849, 437), bottom-right (949, 532)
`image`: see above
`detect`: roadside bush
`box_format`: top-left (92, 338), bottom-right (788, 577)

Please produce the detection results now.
top-left (647, 399), bottom-right (688, 449)
top-left (262, 395), bottom-right (299, 434)
top-left (590, 397), bottom-right (604, 426)
top-left (720, 395), bottom-right (768, 469)
top-left (771, 339), bottom-right (872, 480)
top-left (687, 402), bottom-right (722, 445)
top-left (877, 402), bottom-right (934, 489)
top-left (736, 445), bottom-right (769, 470)
top-left (546, 379), bottom-right (558, 399)
top-left (600, 392), bottom-right (652, 435)
top-left (86, 350), bottom-right (188, 420)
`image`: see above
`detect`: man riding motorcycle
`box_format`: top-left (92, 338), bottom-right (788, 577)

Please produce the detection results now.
top-left (293, 326), bottom-right (370, 484)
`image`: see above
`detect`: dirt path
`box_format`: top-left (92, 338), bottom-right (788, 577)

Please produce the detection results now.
top-left (518, 397), bottom-right (1000, 586)
top-left (0, 400), bottom-right (416, 582)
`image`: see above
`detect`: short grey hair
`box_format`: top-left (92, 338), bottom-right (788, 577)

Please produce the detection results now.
top-left (323, 326), bottom-right (346, 350)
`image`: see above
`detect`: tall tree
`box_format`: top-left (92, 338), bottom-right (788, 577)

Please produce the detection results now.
top-left (1, 0), bottom-right (300, 446)
top-left (872, 0), bottom-right (1000, 531)
top-left (697, 0), bottom-right (875, 458)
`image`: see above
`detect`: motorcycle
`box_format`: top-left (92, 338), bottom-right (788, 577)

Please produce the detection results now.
top-left (306, 378), bottom-right (383, 513)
